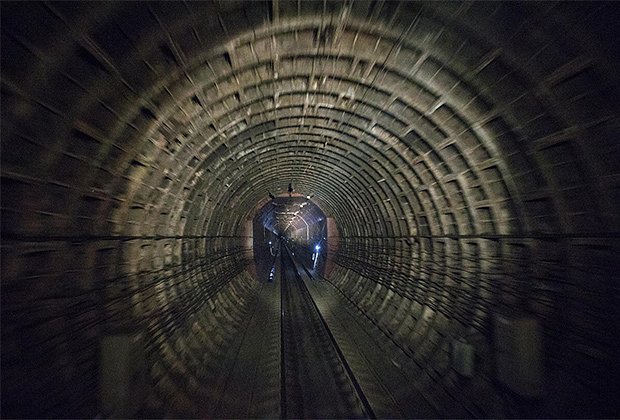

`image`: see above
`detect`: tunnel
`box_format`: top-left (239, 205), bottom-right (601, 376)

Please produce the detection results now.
top-left (1, 1), bottom-right (619, 418)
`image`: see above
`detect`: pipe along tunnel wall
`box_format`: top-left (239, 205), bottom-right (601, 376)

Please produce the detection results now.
top-left (1, 1), bottom-right (619, 418)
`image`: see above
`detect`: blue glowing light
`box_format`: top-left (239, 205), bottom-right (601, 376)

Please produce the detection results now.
top-left (315, 244), bottom-right (321, 251)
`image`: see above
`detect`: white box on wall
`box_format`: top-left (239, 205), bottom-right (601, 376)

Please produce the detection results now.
top-left (452, 338), bottom-right (475, 377)
top-left (99, 332), bottom-right (148, 417)
top-left (494, 314), bottom-right (544, 398)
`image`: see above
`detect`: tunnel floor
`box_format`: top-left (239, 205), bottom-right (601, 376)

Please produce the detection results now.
top-left (139, 243), bottom-right (450, 419)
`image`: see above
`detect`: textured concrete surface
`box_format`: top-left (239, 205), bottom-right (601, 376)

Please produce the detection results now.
top-left (1, 1), bottom-right (619, 418)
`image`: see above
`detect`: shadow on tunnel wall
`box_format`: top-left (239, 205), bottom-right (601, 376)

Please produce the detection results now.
top-left (1, 1), bottom-right (620, 418)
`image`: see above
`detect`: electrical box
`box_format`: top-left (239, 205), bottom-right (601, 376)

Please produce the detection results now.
top-left (494, 315), bottom-right (544, 398)
top-left (99, 332), bottom-right (148, 417)
top-left (452, 338), bottom-right (475, 377)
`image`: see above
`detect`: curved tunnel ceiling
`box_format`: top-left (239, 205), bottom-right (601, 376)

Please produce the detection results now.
top-left (1, 1), bottom-right (620, 418)
top-left (3, 0), bottom-right (617, 239)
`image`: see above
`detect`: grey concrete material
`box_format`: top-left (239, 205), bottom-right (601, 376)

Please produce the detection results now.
top-left (309, 288), bottom-right (447, 417)
top-left (300, 273), bottom-right (419, 418)
top-left (137, 270), bottom-right (262, 417)
top-left (1, 1), bottom-right (619, 417)
top-left (211, 279), bottom-right (282, 418)
top-left (2, 15), bottom-right (608, 236)
top-left (309, 272), bottom-right (487, 418)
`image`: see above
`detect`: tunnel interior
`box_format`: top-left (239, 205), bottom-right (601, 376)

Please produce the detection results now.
top-left (254, 194), bottom-right (328, 278)
top-left (1, 1), bottom-right (619, 418)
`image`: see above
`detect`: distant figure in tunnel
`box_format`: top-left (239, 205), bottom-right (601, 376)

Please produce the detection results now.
top-left (268, 191), bottom-right (276, 200)
top-left (288, 182), bottom-right (294, 196)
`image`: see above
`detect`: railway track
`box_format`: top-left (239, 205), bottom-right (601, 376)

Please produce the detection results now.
top-left (200, 241), bottom-right (421, 418)
top-left (279, 244), bottom-right (374, 419)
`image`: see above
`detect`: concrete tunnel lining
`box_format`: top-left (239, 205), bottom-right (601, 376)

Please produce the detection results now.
top-left (1, 1), bottom-right (619, 418)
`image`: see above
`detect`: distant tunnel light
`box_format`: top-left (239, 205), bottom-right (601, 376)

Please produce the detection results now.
top-left (312, 244), bottom-right (320, 267)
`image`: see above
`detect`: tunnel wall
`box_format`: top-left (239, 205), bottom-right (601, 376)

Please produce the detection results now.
top-left (1, 1), bottom-right (619, 418)
top-left (328, 236), bottom-right (619, 415)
